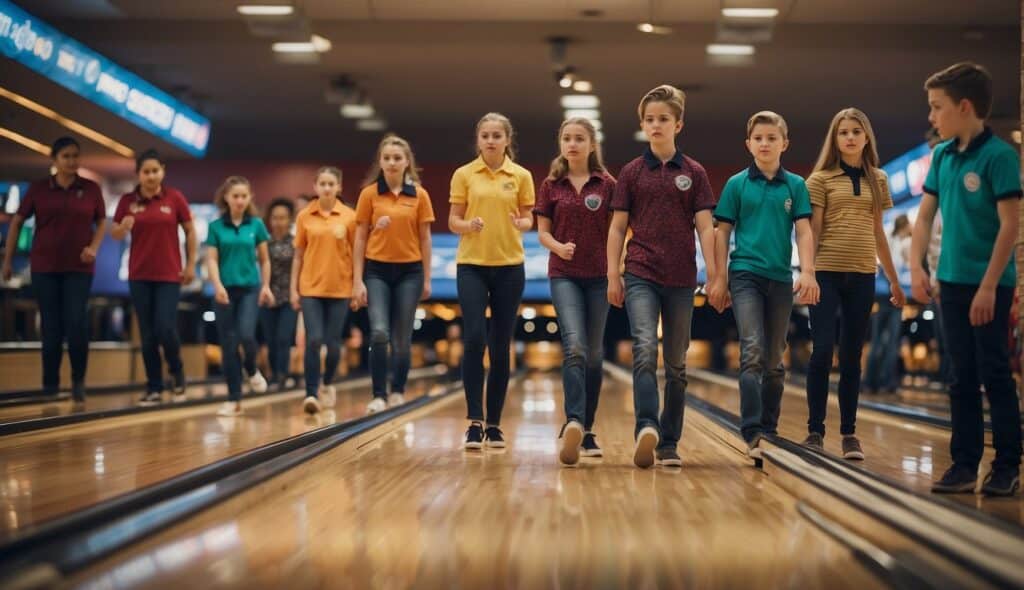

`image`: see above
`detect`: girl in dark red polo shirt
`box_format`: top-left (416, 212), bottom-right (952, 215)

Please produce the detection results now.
top-left (535, 117), bottom-right (615, 466)
top-left (112, 149), bottom-right (198, 406)
top-left (2, 136), bottom-right (107, 407)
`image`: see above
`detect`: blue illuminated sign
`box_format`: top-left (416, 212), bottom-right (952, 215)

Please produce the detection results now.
top-left (0, 0), bottom-right (211, 156)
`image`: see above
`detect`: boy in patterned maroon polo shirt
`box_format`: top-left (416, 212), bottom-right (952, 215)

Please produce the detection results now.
top-left (607, 85), bottom-right (718, 469)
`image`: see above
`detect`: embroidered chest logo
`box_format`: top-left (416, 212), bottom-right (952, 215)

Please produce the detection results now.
top-left (129, 203), bottom-right (144, 214)
top-left (333, 224), bottom-right (347, 239)
top-left (784, 198), bottom-right (792, 213)
top-left (502, 181), bottom-right (516, 192)
top-left (583, 194), bottom-right (602, 211)
top-left (674, 174), bottom-right (692, 191)
top-left (963, 172), bottom-right (981, 193)
top-left (159, 205), bottom-right (172, 214)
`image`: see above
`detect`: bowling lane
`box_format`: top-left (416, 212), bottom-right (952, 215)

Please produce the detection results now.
top-left (0, 369), bottom-right (447, 541)
top-left (687, 371), bottom-right (1024, 527)
top-left (67, 371), bottom-right (883, 589)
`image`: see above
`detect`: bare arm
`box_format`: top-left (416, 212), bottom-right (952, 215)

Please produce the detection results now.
top-left (419, 221), bottom-right (432, 300)
top-left (606, 210), bottom-right (629, 307)
top-left (794, 218), bottom-right (820, 304)
top-left (511, 206), bottom-right (533, 232)
top-left (810, 206), bottom-right (824, 250)
top-left (980, 199), bottom-right (1019, 291)
top-left (290, 246), bottom-right (304, 310)
top-left (448, 203), bottom-right (477, 234)
top-left (909, 193), bottom-right (938, 303)
top-left (353, 222), bottom-right (370, 285)
top-left (110, 216), bottom-right (132, 240)
top-left (695, 210), bottom-right (716, 283)
top-left (182, 221), bottom-right (198, 283)
top-left (2, 214), bottom-right (24, 280)
top-left (874, 211), bottom-right (899, 286)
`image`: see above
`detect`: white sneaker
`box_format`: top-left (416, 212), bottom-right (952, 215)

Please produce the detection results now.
top-left (172, 392), bottom-right (188, 403)
top-left (387, 393), bottom-right (406, 408)
top-left (319, 384), bottom-right (336, 407)
top-left (303, 396), bottom-right (322, 414)
top-left (366, 397), bottom-right (388, 414)
top-left (217, 401), bottom-right (242, 417)
top-left (747, 436), bottom-right (763, 460)
top-left (633, 426), bottom-right (659, 469)
top-left (559, 420), bottom-right (584, 466)
top-left (249, 370), bottom-right (268, 393)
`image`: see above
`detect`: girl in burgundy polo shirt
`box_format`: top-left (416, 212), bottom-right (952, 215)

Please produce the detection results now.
top-left (112, 149), bottom-right (198, 406)
top-left (2, 136), bottom-right (107, 407)
top-left (535, 117), bottom-right (616, 466)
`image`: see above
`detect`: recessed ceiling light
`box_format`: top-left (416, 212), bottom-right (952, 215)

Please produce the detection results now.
top-left (721, 8), bottom-right (779, 18)
top-left (637, 22), bottom-right (672, 35)
top-left (272, 34), bottom-right (331, 54)
top-left (564, 109), bottom-right (600, 120)
top-left (560, 95), bottom-right (599, 109)
top-left (340, 104), bottom-right (374, 119)
top-left (572, 80), bottom-right (593, 92)
top-left (706, 43), bottom-right (755, 56)
top-left (356, 118), bottom-right (387, 131)
top-left (237, 5), bottom-right (294, 16)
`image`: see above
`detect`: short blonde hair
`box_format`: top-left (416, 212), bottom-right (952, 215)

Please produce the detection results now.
top-left (746, 110), bottom-right (788, 139)
top-left (638, 85), bottom-right (686, 121)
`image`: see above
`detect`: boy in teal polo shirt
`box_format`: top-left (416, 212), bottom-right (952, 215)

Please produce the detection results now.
top-left (708, 111), bottom-right (820, 459)
top-left (910, 62), bottom-right (1022, 496)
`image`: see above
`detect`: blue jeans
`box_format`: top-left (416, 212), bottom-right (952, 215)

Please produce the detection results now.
top-left (301, 297), bottom-right (349, 399)
top-left (551, 277), bottom-right (608, 430)
top-left (215, 286), bottom-right (259, 401)
top-left (365, 261), bottom-right (424, 398)
top-left (457, 263), bottom-right (524, 425)
top-left (729, 271), bottom-right (793, 443)
top-left (940, 282), bottom-right (1021, 470)
top-left (260, 304), bottom-right (297, 382)
top-left (864, 300), bottom-right (902, 392)
top-left (32, 272), bottom-right (93, 392)
top-left (129, 280), bottom-right (183, 393)
top-left (624, 273), bottom-right (694, 449)
top-left (807, 271), bottom-right (875, 436)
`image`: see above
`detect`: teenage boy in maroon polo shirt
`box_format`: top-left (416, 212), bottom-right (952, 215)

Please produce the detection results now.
top-left (607, 85), bottom-right (718, 469)
top-left (2, 136), bottom-right (107, 407)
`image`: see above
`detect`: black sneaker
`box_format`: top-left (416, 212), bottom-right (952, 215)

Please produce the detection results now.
top-left (484, 426), bottom-right (506, 449)
top-left (842, 435), bottom-right (865, 460)
top-left (981, 467), bottom-right (1020, 497)
top-left (802, 432), bottom-right (824, 451)
top-left (581, 432), bottom-right (603, 457)
top-left (656, 447), bottom-right (682, 468)
top-left (71, 381), bottom-right (86, 403)
top-left (932, 464), bottom-right (978, 494)
top-left (464, 422), bottom-right (484, 450)
top-left (139, 391), bottom-right (162, 406)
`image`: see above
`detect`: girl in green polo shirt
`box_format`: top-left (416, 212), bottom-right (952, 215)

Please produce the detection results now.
top-left (206, 176), bottom-right (273, 416)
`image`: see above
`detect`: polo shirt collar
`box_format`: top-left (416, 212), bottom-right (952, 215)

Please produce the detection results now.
top-left (643, 147), bottom-right (684, 170)
top-left (555, 171), bottom-right (605, 187)
top-left (220, 212), bottom-right (253, 229)
top-left (947, 126), bottom-right (993, 155)
top-left (747, 163), bottom-right (787, 184)
top-left (309, 198), bottom-right (341, 217)
top-left (376, 175), bottom-right (417, 197)
top-left (472, 156), bottom-right (515, 175)
top-left (48, 174), bottom-right (84, 191)
top-left (133, 185), bottom-right (164, 200)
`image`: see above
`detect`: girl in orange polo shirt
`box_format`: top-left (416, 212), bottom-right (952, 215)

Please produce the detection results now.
top-left (352, 135), bottom-right (435, 414)
top-left (449, 113), bottom-right (536, 450)
top-left (290, 167), bottom-right (357, 415)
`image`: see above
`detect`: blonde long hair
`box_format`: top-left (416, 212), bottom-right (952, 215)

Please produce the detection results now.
top-left (546, 117), bottom-right (608, 181)
top-left (813, 107), bottom-right (885, 210)
top-left (362, 134), bottom-right (422, 188)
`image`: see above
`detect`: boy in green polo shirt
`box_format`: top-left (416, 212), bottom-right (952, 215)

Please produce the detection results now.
top-left (708, 111), bottom-right (820, 460)
top-left (910, 62), bottom-right (1022, 496)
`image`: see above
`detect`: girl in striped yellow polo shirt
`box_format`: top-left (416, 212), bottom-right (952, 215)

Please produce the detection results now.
top-left (804, 108), bottom-right (905, 460)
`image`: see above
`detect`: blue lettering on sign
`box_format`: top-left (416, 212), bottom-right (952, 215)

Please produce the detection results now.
top-left (0, 0), bottom-right (211, 156)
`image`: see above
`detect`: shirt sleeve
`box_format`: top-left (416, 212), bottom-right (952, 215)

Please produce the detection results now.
top-left (449, 168), bottom-right (468, 205)
top-left (610, 164), bottom-right (634, 211)
top-left (691, 166), bottom-right (716, 212)
top-left (517, 170), bottom-right (536, 208)
top-left (792, 178), bottom-right (813, 220)
top-left (294, 213), bottom-right (308, 249)
top-left (113, 194), bottom-right (130, 223)
top-left (923, 145), bottom-right (943, 197)
top-left (354, 189), bottom-right (373, 224)
top-left (175, 193), bottom-right (192, 223)
top-left (806, 173), bottom-right (827, 208)
top-left (255, 219), bottom-right (270, 244)
top-left (875, 170), bottom-right (894, 210)
top-left (989, 147), bottom-right (1024, 201)
top-left (15, 184), bottom-right (37, 219)
top-left (91, 186), bottom-right (106, 221)
top-left (713, 178), bottom-right (739, 224)
top-left (532, 180), bottom-right (555, 218)
top-left (205, 222), bottom-right (220, 248)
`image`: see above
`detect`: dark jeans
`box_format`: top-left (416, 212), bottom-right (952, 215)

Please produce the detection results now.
top-left (551, 277), bottom-right (608, 430)
top-left (807, 271), bottom-right (875, 436)
top-left (129, 280), bottom-right (183, 393)
top-left (260, 304), bottom-right (298, 382)
top-left (864, 299), bottom-right (902, 392)
top-left (301, 297), bottom-right (349, 398)
top-left (939, 282), bottom-right (1021, 470)
top-left (33, 272), bottom-right (93, 392)
top-left (728, 270), bottom-right (793, 443)
top-left (215, 286), bottom-right (259, 401)
top-left (457, 263), bottom-right (524, 425)
top-left (365, 261), bottom-right (424, 398)
top-left (624, 273), bottom-right (694, 450)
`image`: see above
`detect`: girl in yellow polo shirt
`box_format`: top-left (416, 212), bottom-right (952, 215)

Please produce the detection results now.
top-left (290, 166), bottom-right (357, 415)
top-left (352, 135), bottom-right (435, 414)
top-left (449, 112), bottom-right (535, 450)
top-left (804, 108), bottom-right (905, 460)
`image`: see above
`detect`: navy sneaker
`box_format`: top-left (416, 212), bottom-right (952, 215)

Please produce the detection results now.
top-left (981, 467), bottom-right (1020, 497)
top-left (71, 381), bottom-right (86, 403)
top-left (464, 422), bottom-right (484, 450)
top-left (581, 432), bottom-right (603, 457)
top-left (656, 447), bottom-right (682, 467)
top-left (484, 426), bottom-right (506, 449)
top-left (932, 464), bottom-right (977, 494)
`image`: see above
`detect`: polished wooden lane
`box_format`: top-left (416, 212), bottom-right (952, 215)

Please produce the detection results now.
top-left (687, 372), bottom-right (1024, 526)
top-left (0, 372), bottom-right (447, 541)
top-left (66, 372), bottom-right (883, 589)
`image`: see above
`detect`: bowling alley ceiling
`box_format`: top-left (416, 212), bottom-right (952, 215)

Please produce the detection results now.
top-left (3, 0), bottom-right (1020, 168)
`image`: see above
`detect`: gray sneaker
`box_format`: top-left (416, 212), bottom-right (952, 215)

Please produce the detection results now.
top-left (842, 435), bottom-right (865, 460)
top-left (656, 447), bottom-right (682, 467)
top-left (802, 432), bottom-right (824, 451)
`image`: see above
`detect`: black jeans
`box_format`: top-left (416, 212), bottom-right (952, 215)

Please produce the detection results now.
top-left (260, 304), bottom-right (298, 381)
top-left (457, 263), bottom-right (524, 425)
top-left (129, 281), bottom-right (183, 393)
top-left (939, 282), bottom-right (1021, 470)
top-left (806, 271), bottom-right (875, 436)
top-left (33, 272), bottom-right (93, 392)
top-left (365, 261), bottom-right (424, 398)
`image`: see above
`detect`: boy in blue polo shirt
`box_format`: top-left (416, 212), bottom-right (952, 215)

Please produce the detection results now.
top-left (910, 62), bottom-right (1022, 497)
top-left (708, 111), bottom-right (820, 460)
